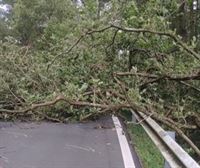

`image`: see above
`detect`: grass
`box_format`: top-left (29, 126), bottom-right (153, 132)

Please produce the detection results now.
top-left (128, 124), bottom-right (164, 168)
top-left (120, 110), bottom-right (164, 168)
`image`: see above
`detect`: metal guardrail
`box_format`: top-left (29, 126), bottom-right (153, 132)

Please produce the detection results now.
top-left (131, 110), bottom-right (200, 168)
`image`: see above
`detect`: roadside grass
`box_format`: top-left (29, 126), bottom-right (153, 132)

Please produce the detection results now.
top-left (128, 124), bottom-right (164, 168)
top-left (120, 110), bottom-right (164, 168)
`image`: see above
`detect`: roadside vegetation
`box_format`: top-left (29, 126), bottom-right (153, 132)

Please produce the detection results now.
top-left (128, 124), bottom-right (164, 168)
top-left (120, 110), bottom-right (164, 168)
top-left (0, 0), bottom-right (200, 161)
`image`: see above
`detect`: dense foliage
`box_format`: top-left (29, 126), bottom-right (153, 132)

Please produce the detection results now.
top-left (0, 0), bottom-right (200, 159)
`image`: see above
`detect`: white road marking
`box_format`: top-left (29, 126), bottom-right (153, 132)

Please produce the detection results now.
top-left (65, 144), bottom-right (95, 152)
top-left (112, 115), bottom-right (135, 168)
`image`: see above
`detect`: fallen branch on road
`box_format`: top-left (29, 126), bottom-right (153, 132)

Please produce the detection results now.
top-left (0, 94), bottom-right (130, 121)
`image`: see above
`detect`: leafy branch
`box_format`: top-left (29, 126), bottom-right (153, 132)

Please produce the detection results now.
top-left (48, 24), bottom-right (200, 69)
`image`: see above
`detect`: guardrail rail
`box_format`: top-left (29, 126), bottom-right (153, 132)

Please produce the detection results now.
top-left (131, 110), bottom-right (200, 168)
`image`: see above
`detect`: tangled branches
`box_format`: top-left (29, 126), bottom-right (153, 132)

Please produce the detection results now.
top-left (1, 73), bottom-right (200, 157)
top-left (47, 24), bottom-right (200, 70)
top-left (1, 24), bottom-right (200, 158)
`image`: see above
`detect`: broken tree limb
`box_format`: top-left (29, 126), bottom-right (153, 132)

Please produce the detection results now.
top-left (115, 72), bottom-right (200, 81)
top-left (0, 95), bottom-right (130, 114)
top-left (48, 24), bottom-right (200, 69)
top-left (113, 75), bottom-right (200, 157)
top-left (115, 71), bottom-right (200, 90)
top-left (110, 24), bottom-right (200, 61)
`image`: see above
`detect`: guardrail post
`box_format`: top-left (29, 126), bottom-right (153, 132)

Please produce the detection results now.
top-left (164, 131), bottom-right (176, 168)
top-left (132, 112), bottom-right (137, 123)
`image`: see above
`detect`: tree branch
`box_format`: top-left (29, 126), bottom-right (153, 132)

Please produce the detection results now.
top-left (48, 24), bottom-right (200, 69)
top-left (115, 72), bottom-right (200, 81)
top-left (47, 26), bottom-right (112, 70)
top-left (110, 24), bottom-right (200, 60)
top-left (113, 75), bottom-right (200, 157)
top-left (0, 95), bottom-right (130, 114)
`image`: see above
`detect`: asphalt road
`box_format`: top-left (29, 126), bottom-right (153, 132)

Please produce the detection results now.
top-left (0, 116), bottom-right (142, 168)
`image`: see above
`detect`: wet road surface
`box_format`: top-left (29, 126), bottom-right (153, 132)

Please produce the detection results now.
top-left (0, 116), bottom-right (141, 168)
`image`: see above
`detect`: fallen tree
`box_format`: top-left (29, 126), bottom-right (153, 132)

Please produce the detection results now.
top-left (0, 24), bottom-right (200, 159)
top-left (0, 75), bottom-right (200, 157)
